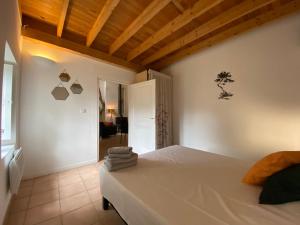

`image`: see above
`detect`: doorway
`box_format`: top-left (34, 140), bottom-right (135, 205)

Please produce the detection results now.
top-left (98, 79), bottom-right (129, 160)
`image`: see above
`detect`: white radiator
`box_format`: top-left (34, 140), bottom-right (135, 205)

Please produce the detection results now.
top-left (9, 148), bottom-right (25, 194)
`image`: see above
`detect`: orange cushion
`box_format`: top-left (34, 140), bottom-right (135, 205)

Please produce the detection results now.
top-left (242, 151), bottom-right (300, 185)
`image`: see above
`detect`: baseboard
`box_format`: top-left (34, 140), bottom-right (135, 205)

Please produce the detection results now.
top-left (1, 191), bottom-right (12, 225)
top-left (23, 159), bottom-right (98, 179)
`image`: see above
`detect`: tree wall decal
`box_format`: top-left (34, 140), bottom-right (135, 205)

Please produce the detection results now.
top-left (215, 71), bottom-right (235, 100)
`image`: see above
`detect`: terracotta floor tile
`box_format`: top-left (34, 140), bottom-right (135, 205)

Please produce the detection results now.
top-left (25, 200), bottom-right (60, 225)
top-left (83, 176), bottom-right (100, 190)
top-left (5, 210), bottom-right (26, 225)
top-left (59, 169), bottom-right (79, 178)
top-left (59, 174), bottom-right (82, 187)
top-left (36, 217), bottom-right (62, 225)
top-left (79, 170), bottom-right (99, 180)
top-left (87, 187), bottom-right (102, 202)
top-left (92, 199), bottom-right (104, 212)
top-left (32, 180), bottom-right (59, 194)
top-left (29, 189), bottom-right (59, 208)
top-left (98, 210), bottom-right (126, 225)
top-left (20, 179), bottom-right (34, 188)
top-left (79, 166), bottom-right (98, 173)
top-left (35, 174), bottom-right (58, 185)
top-left (15, 186), bottom-right (32, 199)
top-left (81, 173), bottom-right (98, 181)
top-left (94, 162), bottom-right (103, 170)
top-left (77, 164), bottom-right (97, 172)
top-left (62, 204), bottom-right (98, 225)
top-left (60, 192), bottom-right (91, 214)
top-left (59, 181), bottom-right (85, 199)
top-left (8, 163), bottom-right (127, 225)
top-left (92, 199), bottom-right (113, 212)
top-left (10, 197), bottom-right (30, 213)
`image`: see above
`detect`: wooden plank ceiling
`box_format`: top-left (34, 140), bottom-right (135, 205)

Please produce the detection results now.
top-left (21, 0), bottom-right (300, 72)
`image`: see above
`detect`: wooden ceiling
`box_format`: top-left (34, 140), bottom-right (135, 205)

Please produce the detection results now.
top-left (21, 0), bottom-right (300, 72)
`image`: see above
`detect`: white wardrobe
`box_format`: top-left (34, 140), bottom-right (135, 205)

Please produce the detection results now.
top-left (128, 70), bottom-right (172, 154)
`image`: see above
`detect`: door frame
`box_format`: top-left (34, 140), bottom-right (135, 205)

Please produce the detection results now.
top-left (96, 76), bottom-right (132, 161)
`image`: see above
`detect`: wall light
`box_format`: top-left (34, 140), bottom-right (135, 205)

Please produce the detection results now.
top-left (32, 55), bottom-right (56, 64)
top-left (107, 108), bottom-right (116, 121)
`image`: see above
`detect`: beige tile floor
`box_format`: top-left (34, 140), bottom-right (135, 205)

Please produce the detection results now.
top-left (5, 163), bottom-right (126, 225)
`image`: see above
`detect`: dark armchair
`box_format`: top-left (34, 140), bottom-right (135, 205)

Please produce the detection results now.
top-left (115, 117), bottom-right (128, 135)
top-left (99, 122), bottom-right (117, 138)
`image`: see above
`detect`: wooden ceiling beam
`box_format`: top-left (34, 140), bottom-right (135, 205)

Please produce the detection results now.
top-left (171, 0), bottom-right (185, 13)
top-left (151, 0), bottom-right (300, 70)
top-left (22, 27), bottom-right (144, 72)
top-left (142, 0), bottom-right (276, 66)
top-left (127, 0), bottom-right (223, 61)
top-left (86, 0), bottom-right (120, 47)
top-left (57, 0), bottom-right (70, 37)
top-left (109, 0), bottom-right (171, 55)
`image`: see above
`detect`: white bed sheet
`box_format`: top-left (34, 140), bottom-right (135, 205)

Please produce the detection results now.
top-left (99, 145), bottom-right (300, 225)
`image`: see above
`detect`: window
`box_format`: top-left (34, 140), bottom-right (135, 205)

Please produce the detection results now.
top-left (1, 63), bottom-right (14, 143)
top-left (1, 42), bottom-right (16, 159)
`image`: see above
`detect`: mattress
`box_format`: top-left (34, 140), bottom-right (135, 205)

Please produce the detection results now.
top-left (99, 145), bottom-right (300, 225)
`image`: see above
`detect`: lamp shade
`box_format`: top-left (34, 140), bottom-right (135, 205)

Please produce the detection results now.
top-left (107, 108), bottom-right (116, 114)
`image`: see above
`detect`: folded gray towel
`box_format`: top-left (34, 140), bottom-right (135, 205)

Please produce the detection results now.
top-left (108, 153), bottom-right (133, 159)
top-left (104, 160), bottom-right (137, 172)
top-left (104, 152), bottom-right (138, 172)
top-left (107, 146), bottom-right (132, 154)
top-left (105, 153), bottom-right (138, 164)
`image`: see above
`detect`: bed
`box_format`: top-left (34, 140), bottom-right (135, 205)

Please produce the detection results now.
top-left (99, 145), bottom-right (300, 225)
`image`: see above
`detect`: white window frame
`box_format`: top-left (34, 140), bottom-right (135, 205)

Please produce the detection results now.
top-left (1, 41), bottom-right (17, 159)
top-left (1, 62), bottom-right (15, 146)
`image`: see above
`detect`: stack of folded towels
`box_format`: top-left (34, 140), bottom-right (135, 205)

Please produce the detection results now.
top-left (104, 146), bottom-right (138, 171)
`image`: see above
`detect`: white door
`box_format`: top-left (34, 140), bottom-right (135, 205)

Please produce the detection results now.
top-left (128, 80), bottom-right (156, 154)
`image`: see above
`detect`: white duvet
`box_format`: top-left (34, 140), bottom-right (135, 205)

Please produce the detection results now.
top-left (99, 145), bottom-right (300, 225)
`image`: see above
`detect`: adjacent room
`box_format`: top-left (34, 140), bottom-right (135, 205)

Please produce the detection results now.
top-left (0, 0), bottom-right (300, 225)
top-left (98, 79), bottom-right (129, 160)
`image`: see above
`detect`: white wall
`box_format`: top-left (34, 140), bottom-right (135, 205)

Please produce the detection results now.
top-left (20, 38), bottom-right (135, 178)
top-left (163, 13), bottom-right (300, 161)
top-left (0, 0), bottom-right (22, 224)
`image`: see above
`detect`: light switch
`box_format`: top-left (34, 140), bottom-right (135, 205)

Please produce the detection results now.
top-left (80, 108), bottom-right (87, 113)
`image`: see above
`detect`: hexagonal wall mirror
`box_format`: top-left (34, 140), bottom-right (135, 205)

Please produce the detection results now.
top-left (70, 83), bottom-right (83, 94)
top-left (51, 86), bottom-right (69, 100)
top-left (59, 70), bottom-right (71, 82)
